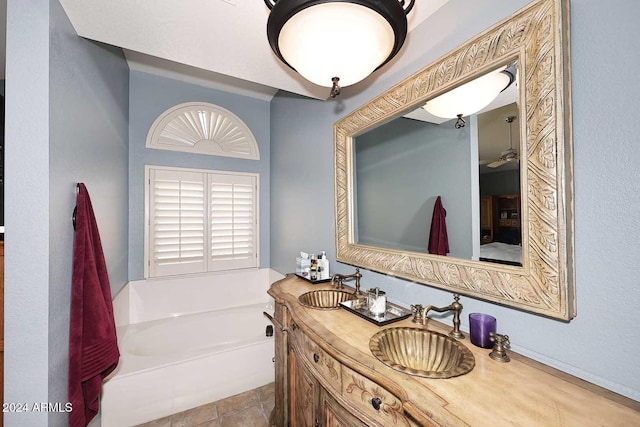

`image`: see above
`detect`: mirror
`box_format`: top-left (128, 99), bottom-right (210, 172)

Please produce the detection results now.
top-left (335, 0), bottom-right (575, 320)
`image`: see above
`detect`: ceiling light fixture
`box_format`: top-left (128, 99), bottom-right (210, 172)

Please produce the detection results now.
top-left (423, 64), bottom-right (516, 127)
top-left (264, 0), bottom-right (415, 98)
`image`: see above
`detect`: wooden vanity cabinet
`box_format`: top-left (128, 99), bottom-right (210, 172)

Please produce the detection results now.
top-left (288, 342), bottom-right (367, 427)
top-left (273, 301), bottom-right (418, 427)
top-left (269, 275), bottom-right (640, 427)
top-left (288, 324), bottom-right (405, 427)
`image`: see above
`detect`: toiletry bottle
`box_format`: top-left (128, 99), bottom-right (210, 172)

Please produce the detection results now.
top-left (310, 255), bottom-right (318, 281)
top-left (319, 251), bottom-right (330, 280)
top-left (317, 253), bottom-right (324, 280)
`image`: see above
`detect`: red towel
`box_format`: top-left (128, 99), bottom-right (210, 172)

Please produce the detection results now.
top-left (69, 184), bottom-right (120, 427)
top-left (428, 196), bottom-right (450, 256)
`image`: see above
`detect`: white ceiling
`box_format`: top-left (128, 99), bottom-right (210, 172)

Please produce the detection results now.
top-left (0, 0), bottom-right (517, 167)
top-left (57, 0), bottom-right (448, 100)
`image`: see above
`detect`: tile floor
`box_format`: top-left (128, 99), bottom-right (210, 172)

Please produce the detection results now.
top-left (136, 382), bottom-right (275, 427)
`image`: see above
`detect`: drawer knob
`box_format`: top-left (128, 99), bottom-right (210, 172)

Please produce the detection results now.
top-left (371, 397), bottom-right (382, 411)
top-left (313, 353), bottom-right (320, 363)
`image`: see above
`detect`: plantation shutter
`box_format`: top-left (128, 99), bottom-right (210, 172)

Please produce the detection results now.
top-left (209, 173), bottom-right (257, 271)
top-left (149, 169), bottom-right (206, 277)
top-left (147, 166), bottom-right (258, 277)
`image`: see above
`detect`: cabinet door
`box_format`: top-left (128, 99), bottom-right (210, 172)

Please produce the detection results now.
top-left (480, 196), bottom-right (492, 229)
top-left (320, 388), bottom-right (368, 427)
top-left (271, 303), bottom-right (289, 426)
top-left (480, 196), bottom-right (493, 243)
top-left (289, 347), bottom-right (318, 427)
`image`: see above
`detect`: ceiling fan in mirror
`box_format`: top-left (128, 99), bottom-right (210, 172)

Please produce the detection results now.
top-left (481, 116), bottom-right (519, 168)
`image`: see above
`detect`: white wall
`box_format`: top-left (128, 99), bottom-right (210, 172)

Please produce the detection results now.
top-left (270, 0), bottom-right (640, 401)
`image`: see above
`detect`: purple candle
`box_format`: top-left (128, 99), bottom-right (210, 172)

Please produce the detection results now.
top-left (469, 313), bottom-right (497, 349)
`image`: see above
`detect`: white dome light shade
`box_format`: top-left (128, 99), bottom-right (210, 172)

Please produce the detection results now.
top-left (423, 66), bottom-right (513, 119)
top-left (265, 0), bottom-right (413, 96)
top-left (278, 3), bottom-right (395, 87)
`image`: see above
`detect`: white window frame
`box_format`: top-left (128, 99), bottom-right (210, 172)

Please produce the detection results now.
top-left (144, 165), bottom-right (259, 278)
top-left (146, 102), bottom-right (260, 160)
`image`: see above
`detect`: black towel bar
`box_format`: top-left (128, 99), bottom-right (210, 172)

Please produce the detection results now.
top-left (72, 183), bottom-right (80, 230)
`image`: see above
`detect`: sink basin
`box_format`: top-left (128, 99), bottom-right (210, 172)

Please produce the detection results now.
top-left (369, 327), bottom-right (475, 379)
top-left (298, 290), bottom-right (357, 309)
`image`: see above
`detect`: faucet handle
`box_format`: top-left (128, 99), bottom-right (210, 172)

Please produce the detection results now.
top-left (489, 332), bottom-right (511, 363)
top-left (490, 332), bottom-right (510, 347)
top-left (410, 304), bottom-right (424, 324)
top-left (331, 274), bottom-right (344, 289)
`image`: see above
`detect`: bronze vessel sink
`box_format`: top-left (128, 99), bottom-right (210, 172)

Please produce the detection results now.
top-left (298, 290), bottom-right (357, 310)
top-left (369, 327), bottom-right (475, 379)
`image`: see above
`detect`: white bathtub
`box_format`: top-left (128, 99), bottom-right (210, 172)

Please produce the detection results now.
top-left (100, 269), bottom-right (282, 427)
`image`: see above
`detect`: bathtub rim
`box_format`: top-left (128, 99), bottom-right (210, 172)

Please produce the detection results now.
top-left (108, 300), bottom-right (275, 379)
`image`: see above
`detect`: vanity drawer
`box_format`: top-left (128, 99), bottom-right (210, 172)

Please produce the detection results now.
top-left (292, 324), bottom-right (342, 388)
top-left (341, 365), bottom-right (412, 427)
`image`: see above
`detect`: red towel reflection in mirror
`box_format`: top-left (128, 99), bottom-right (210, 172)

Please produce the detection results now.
top-left (428, 196), bottom-right (450, 256)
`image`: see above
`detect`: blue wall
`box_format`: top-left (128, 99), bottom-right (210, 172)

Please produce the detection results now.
top-left (48, 2), bottom-right (130, 426)
top-left (5, 1), bottom-right (51, 424)
top-left (128, 71), bottom-right (271, 280)
top-left (5, 1), bottom-right (130, 426)
top-left (270, 93), bottom-right (339, 265)
top-left (271, 0), bottom-right (640, 401)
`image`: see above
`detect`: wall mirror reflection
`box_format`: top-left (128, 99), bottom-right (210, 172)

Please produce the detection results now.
top-left (353, 66), bottom-right (522, 267)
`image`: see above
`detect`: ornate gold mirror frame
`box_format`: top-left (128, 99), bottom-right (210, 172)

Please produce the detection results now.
top-left (334, 0), bottom-right (575, 320)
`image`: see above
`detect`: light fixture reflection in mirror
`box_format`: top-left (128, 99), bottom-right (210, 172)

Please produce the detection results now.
top-left (423, 64), bottom-right (516, 127)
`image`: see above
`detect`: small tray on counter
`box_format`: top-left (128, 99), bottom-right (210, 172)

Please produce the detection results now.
top-left (295, 273), bottom-right (332, 284)
top-left (339, 298), bottom-right (412, 326)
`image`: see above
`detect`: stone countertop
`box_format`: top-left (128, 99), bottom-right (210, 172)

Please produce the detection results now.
top-left (269, 274), bottom-right (640, 426)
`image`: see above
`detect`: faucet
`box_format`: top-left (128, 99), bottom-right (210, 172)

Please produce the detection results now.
top-left (331, 268), bottom-right (363, 296)
top-left (421, 293), bottom-right (465, 339)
